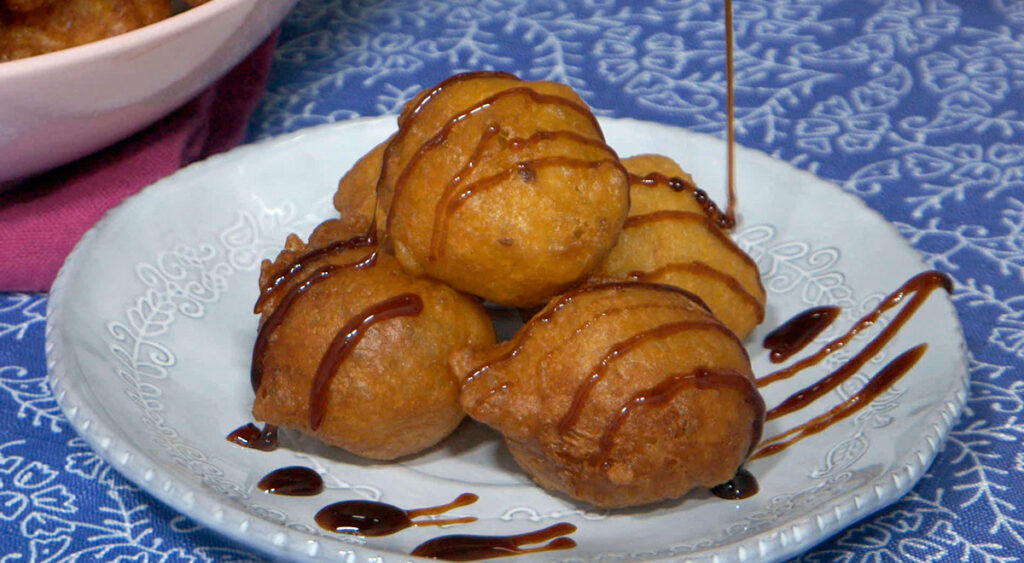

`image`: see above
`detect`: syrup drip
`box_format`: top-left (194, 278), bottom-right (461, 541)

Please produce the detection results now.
top-left (315, 493), bottom-right (478, 537)
top-left (410, 523), bottom-right (577, 561)
top-left (711, 467), bottom-right (758, 500)
top-left (225, 423), bottom-right (278, 451)
top-left (763, 306), bottom-right (840, 363)
top-left (631, 172), bottom-right (734, 229)
top-left (309, 293), bottom-right (423, 430)
top-left (257, 466), bottom-right (324, 496)
top-left (724, 0), bottom-right (737, 227)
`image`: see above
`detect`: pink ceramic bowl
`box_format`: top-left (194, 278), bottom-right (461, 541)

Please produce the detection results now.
top-left (0, 0), bottom-right (297, 184)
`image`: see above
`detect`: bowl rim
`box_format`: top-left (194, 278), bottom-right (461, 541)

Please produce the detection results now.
top-left (0, 0), bottom-right (252, 77)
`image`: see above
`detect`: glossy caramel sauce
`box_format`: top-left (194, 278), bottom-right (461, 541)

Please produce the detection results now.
top-left (757, 271), bottom-right (952, 388)
top-left (315, 493), bottom-right (478, 537)
top-left (410, 523), bottom-right (577, 561)
top-left (254, 234), bottom-right (376, 313)
top-left (257, 466), bottom-right (324, 496)
top-left (630, 172), bottom-right (734, 229)
top-left (724, 0), bottom-right (738, 226)
top-left (226, 423), bottom-right (278, 451)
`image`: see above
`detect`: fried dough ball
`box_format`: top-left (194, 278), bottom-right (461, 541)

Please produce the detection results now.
top-left (251, 219), bottom-right (496, 460)
top-left (377, 71), bottom-right (630, 307)
top-left (590, 154), bottom-right (766, 339)
top-left (451, 282), bottom-right (764, 508)
top-left (0, 0), bottom-right (171, 61)
top-left (333, 139), bottom-right (389, 237)
top-left (2, 0), bottom-right (58, 12)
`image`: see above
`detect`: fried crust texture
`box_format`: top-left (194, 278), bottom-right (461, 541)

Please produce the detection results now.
top-left (377, 71), bottom-right (630, 307)
top-left (251, 219), bottom-right (496, 460)
top-left (452, 282), bottom-right (764, 508)
top-left (590, 154), bottom-right (766, 339)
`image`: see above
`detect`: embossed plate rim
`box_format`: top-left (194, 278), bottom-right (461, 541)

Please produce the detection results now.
top-left (46, 116), bottom-right (969, 562)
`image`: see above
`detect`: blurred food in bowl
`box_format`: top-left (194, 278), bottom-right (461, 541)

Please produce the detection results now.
top-left (0, 0), bottom-right (297, 183)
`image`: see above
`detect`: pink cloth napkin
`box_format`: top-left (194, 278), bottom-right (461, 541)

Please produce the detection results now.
top-left (0, 32), bottom-right (279, 292)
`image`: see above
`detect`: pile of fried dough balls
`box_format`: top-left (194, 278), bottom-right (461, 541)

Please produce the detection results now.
top-left (0, 0), bottom-right (207, 62)
top-left (251, 71), bottom-right (767, 509)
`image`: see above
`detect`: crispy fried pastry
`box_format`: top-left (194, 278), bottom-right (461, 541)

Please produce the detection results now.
top-left (251, 219), bottom-right (496, 460)
top-left (376, 71), bottom-right (630, 307)
top-left (0, 0), bottom-right (171, 61)
top-left (590, 154), bottom-right (766, 338)
top-left (452, 282), bottom-right (764, 508)
top-left (333, 139), bottom-right (389, 237)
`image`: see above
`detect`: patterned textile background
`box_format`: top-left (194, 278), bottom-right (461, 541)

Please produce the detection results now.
top-left (2, 0), bottom-right (1023, 561)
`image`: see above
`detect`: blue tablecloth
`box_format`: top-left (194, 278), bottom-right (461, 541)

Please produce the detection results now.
top-left (3, 0), bottom-right (1024, 560)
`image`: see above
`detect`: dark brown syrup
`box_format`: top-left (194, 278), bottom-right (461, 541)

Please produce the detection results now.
top-left (752, 344), bottom-right (928, 459)
top-left (254, 234), bottom-right (376, 313)
top-left (250, 243), bottom-right (379, 392)
top-left (309, 293), bottom-right (423, 430)
top-left (225, 423), bottom-right (278, 451)
top-left (315, 493), bottom-right (478, 537)
top-left (763, 306), bottom-right (840, 363)
top-left (752, 271), bottom-right (952, 459)
top-left (757, 271), bottom-right (952, 388)
top-left (410, 523), bottom-right (577, 561)
top-left (711, 467), bottom-right (758, 500)
top-left (724, 0), bottom-right (738, 227)
top-left (599, 368), bottom-right (764, 456)
top-left (257, 466), bottom-right (324, 496)
top-left (557, 318), bottom-right (746, 434)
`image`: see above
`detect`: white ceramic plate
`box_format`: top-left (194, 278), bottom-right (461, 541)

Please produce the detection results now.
top-left (46, 117), bottom-right (968, 562)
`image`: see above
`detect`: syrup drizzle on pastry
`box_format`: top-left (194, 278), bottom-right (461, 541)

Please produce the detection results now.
top-left (557, 318), bottom-right (750, 434)
top-left (250, 234), bottom-right (379, 392)
top-left (429, 129), bottom-right (621, 262)
top-left (384, 81), bottom-right (609, 232)
top-left (598, 368), bottom-right (765, 457)
top-left (626, 262), bottom-right (765, 323)
top-left (309, 293), bottom-right (423, 430)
